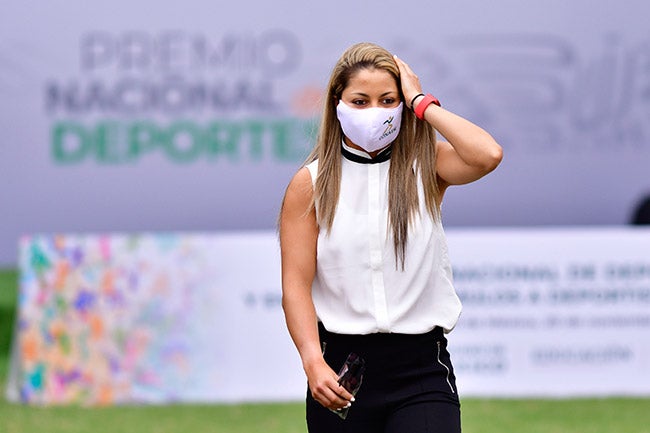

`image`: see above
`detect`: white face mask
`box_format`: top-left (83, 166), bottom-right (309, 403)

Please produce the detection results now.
top-left (336, 101), bottom-right (403, 153)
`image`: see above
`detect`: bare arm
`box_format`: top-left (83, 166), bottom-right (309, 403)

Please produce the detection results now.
top-left (394, 55), bottom-right (503, 187)
top-left (419, 104), bottom-right (503, 187)
top-left (279, 167), bottom-right (353, 409)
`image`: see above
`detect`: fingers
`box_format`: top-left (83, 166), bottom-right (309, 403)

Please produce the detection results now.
top-left (393, 54), bottom-right (409, 73)
top-left (393, 55), bottom-right (422, 107)
top-left (305, 358), bottom-right (356, 410)
top-left (310, 377), bottom-right (355, 410)
top-left (336, 382), bottom-right (354, 402)
top-left (393, 55), bottom-right (416, 77)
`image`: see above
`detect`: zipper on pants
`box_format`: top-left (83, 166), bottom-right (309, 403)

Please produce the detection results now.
top-left (437, 341), bottom-right (455, 394)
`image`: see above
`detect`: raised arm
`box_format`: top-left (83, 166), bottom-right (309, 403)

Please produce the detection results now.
top-left (394, 55), bottom-right (503, 187)
top-left (279, 167), bottom-right (353, 410)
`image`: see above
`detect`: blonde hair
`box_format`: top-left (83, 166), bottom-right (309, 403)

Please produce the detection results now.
top-left (305, 42), bottom-right (442, 268)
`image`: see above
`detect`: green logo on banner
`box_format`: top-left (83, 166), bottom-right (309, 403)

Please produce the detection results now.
top-left (52, 118), bottom-right (316, 164)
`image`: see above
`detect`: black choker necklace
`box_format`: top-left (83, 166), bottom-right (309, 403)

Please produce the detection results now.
top-left (340, 145), bottom-right (391, 164)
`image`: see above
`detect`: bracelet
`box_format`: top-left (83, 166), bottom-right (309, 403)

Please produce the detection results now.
top-left (414, 93), bottom-right (441, 120)
top-left (409, 93), bottom-right (425, 110)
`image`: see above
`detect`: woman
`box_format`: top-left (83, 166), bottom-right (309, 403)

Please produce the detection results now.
top-left (279, 42), bottom-right (502, 433)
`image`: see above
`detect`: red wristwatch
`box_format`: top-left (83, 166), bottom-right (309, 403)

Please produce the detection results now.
top-left (414, 93), bottom-right (441, 120)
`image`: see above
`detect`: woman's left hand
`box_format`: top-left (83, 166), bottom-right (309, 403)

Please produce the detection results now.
top-left (394, 54), bottom-right (503, 187)
top-left (393, 55), bottom-right (423, 109)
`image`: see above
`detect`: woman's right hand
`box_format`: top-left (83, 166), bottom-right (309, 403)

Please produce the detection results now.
top-left (304, 357), bottom-right (355, 410)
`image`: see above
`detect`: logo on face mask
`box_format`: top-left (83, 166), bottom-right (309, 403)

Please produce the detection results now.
top-left (336, 102), bottom-right (403, 153)
top-left (381, 116), bottom-right (396, 140)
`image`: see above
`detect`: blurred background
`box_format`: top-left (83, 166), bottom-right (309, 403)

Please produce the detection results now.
top-left (1, 0), bottom-right (650, 431)
top-left (1, 0), bottom-right (649, 266)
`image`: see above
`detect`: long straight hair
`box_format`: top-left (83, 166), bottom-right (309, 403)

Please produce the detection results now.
top-left (304, 42), bottom-right (442, 268)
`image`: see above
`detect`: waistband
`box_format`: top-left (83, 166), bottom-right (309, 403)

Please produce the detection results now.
top-left (317, 322), bottom-right (444, 347)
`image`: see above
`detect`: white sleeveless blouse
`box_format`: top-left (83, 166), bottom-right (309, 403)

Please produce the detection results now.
top-left (306, 145), bottom-right (462, 335)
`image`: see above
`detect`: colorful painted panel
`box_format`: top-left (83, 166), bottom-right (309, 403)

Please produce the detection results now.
top-left (14, 233), bottom-right (222, 405)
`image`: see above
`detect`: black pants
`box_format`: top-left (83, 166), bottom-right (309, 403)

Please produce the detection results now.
top-left (306, 323), bottom-right (461, 433)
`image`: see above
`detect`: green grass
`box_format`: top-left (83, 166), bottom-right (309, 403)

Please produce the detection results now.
top-left (0, 399), bottom-right (650, 433)
top-left (1, 401), bottom-right (308, 433)
top-left (0, 397), bottom-right (648, 433)
top-left (0, 268), bottom-right (17, 380)
top-left (462, 398), bottom-right (650, 433)
top-left (1, 268), bottom-right (649, 433)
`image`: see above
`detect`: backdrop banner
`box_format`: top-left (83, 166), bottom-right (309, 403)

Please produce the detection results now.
top-left (6, 228), bottom-right (650, 404)
top-left (2, 1), bottom-right (650, 266)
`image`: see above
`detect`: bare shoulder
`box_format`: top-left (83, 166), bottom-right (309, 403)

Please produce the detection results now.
top-left (292, 166), bottom-right (314, 188)
top-left (280, 167), bottom-right (318, 245)
top-left (282, 167), bottom-right (314, 214)
top-left (286, 167), bottom-right (313, 198)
